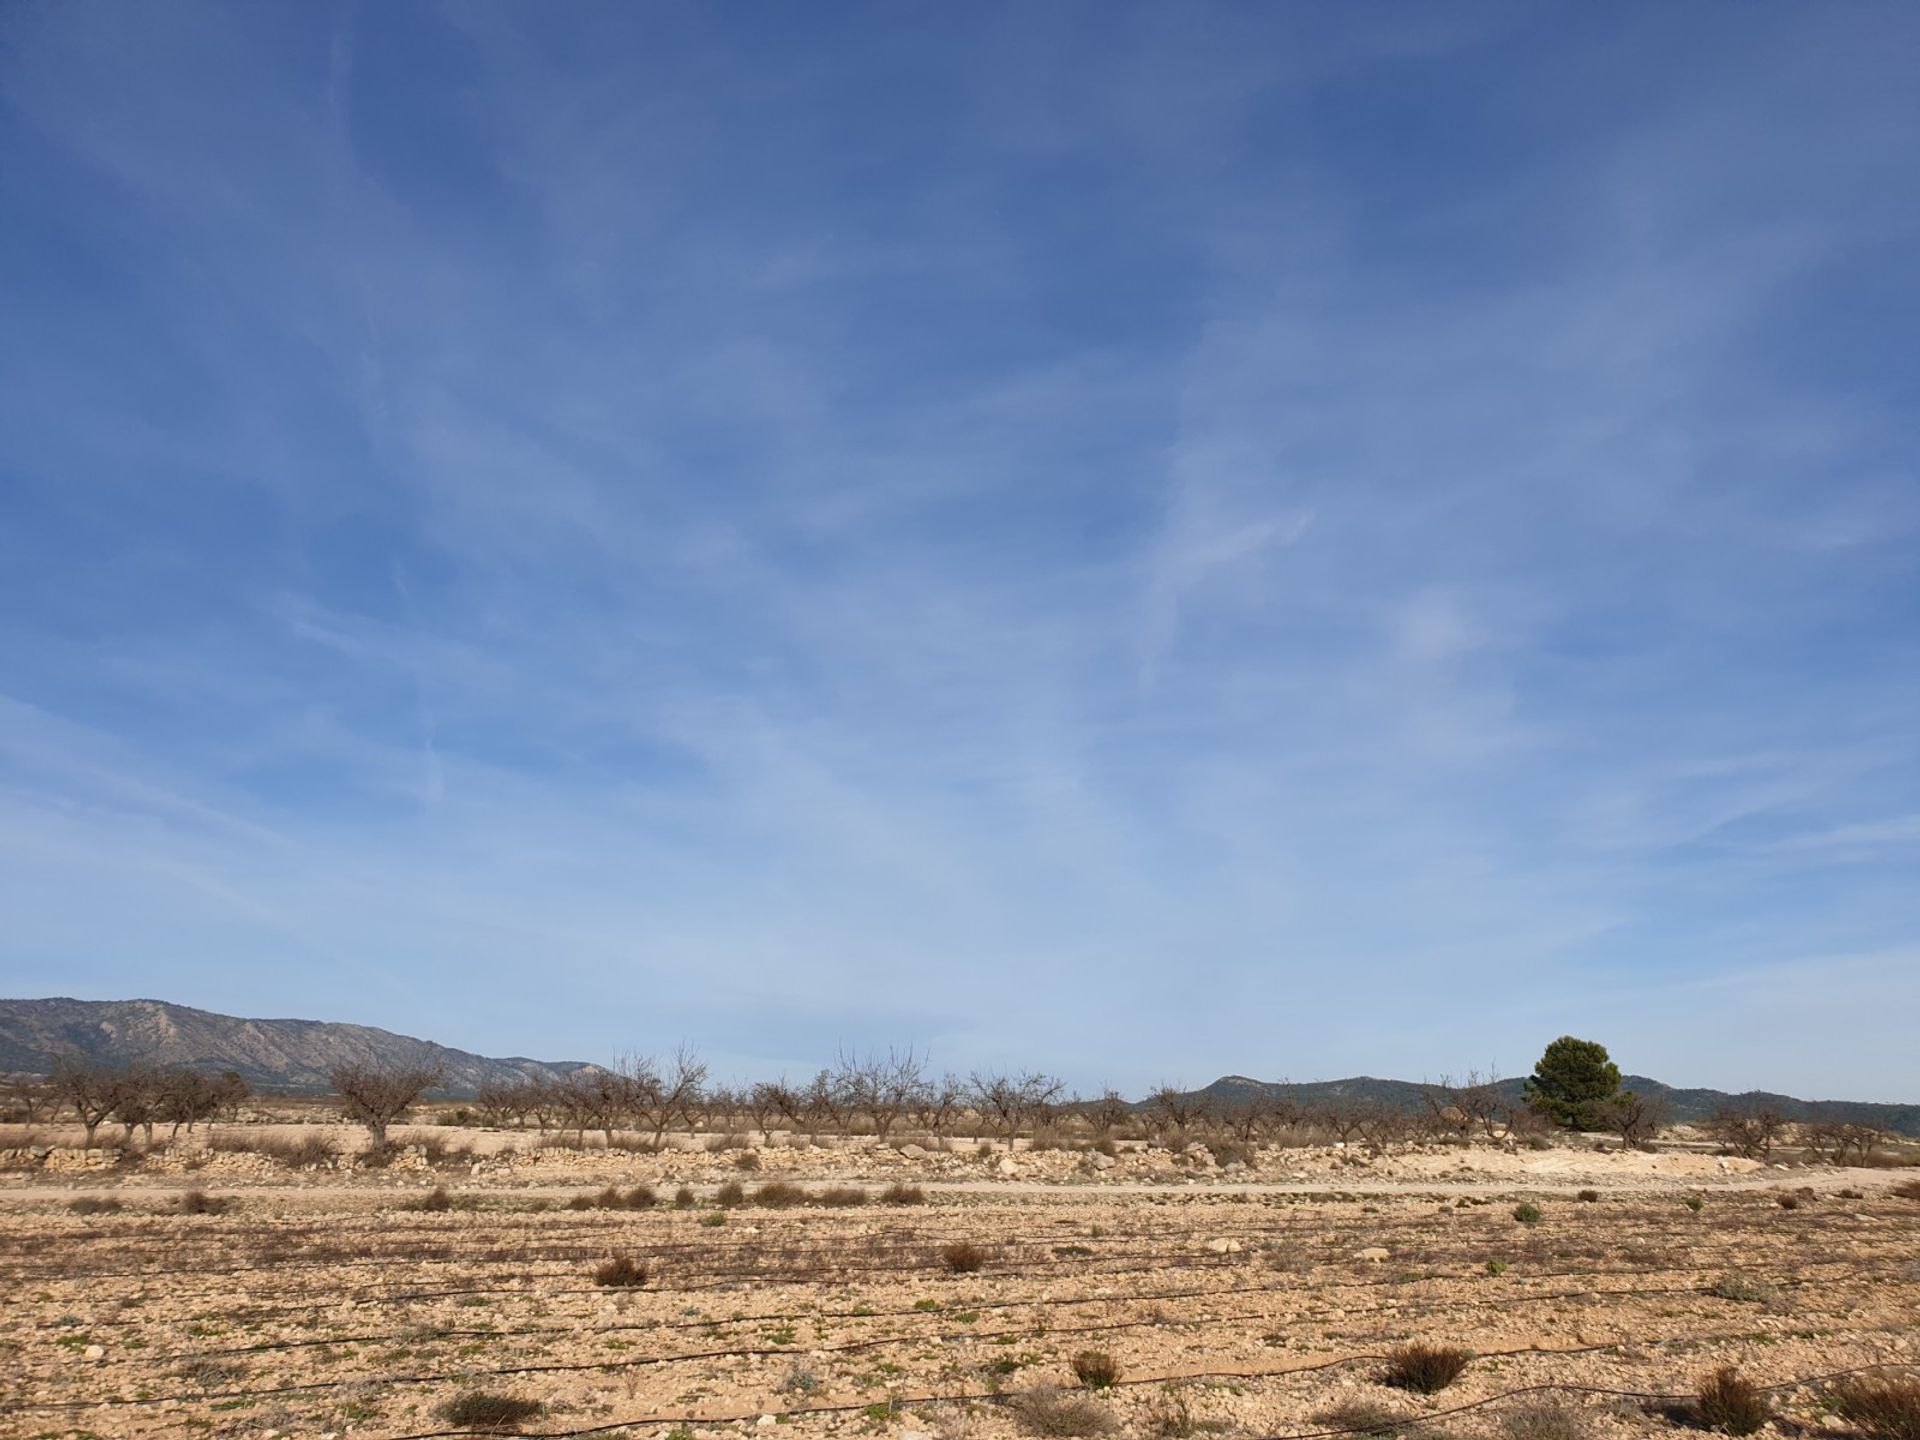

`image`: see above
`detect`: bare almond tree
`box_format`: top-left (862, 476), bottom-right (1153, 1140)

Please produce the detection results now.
top-left (330, 1063), bottom-right (444, 1148)
top-left (633, 1047), bottom-right (706, 1146)
top-left (1710, 1102), bottom-right (1787, 1160)
top-left (158, 1070), bottom-right (221, 1137)
top-left (837, 1045), bottom-right (927, 1140)
top-left (969, 1069), bottom-right (1065, 1149)
top-left (1598, 1089), bottom-right (1670, 1147)
top-left (49, 1059), bottom-right (121, 1148)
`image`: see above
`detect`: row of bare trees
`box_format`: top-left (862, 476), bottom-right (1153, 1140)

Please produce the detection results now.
top-left (468, 1049), bottom-right (1069, 1150)
top-left (9, 1055), bottom-right (1903, 1161)
top-left (14, 1062), bottom-right (252, 1147)
top-left (1707, 1102), bottom-right (1890, 1164)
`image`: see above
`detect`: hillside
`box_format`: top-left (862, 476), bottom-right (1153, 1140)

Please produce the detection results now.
top-left (1193, 1074), bottom-right (1920, 1139)
top-left (0, 998), bottom-right (597, 1095)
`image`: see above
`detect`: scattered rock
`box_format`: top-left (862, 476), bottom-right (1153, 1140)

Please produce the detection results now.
top-left (1354, 1246), bottom-right (1390, 1262)
top-left (82, 1344), bottom-right (105, 1362)
top-left (1205, 1237), bottom-right (1243, 1254)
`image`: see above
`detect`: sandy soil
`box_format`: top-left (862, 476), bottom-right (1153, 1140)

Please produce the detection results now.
top-left (3, 1133), bottom-right (1916, 1440)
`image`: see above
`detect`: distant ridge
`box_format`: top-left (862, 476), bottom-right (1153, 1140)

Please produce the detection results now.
top-left (3, 998), bottom-right (1915, 1135)
top-left (0, 997), bottom-right (598, 1095)
top-left (1191, 1074), bottom-right (1920, 1139)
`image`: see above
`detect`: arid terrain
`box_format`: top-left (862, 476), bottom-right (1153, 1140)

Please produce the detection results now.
top-left (5, 1126), bottom-right (1918, 1440)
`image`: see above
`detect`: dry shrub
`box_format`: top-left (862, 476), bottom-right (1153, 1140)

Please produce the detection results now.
top-left (1696, 1365), bottom-right (1771, 1436)
top-left (1512, 1202), bottom-right (1542, 1224)
top-left (67, 1196), bottom-right (123, 1215)
top-left (1500, 1399), bottom-right (1591, 1440)
top-left (1149, 1386), bottom-right (1230, 1438)
top-left (943, 1240), bottom-right (989, 1274)
top-left (1071, 1350), bottom-right (1121, 1389)
top-left (753, 1180), bottom-right (809, 1207)
top-left (1007, 1387), bottom-right (1113, 1437)
top-left (211, 1131), bottom-right (339, 1168)
top-left (1380, 1342), bottom-right (1473, 1394)
top-left (1315, 1400), bottom-right (1412, 1436)
top-left (714, 1179), bottom-right (746, 1207)
top-left (1707, 1272), bottom-right (1777, 1305)
top-left (623, 1184), bottom-right (657, 1209)
top-left (178, 1189), bottom-right (228, 1215)
top-left (674, 1184), bottom-right (696, 1207)
top-left (1829, 1375), bottom-right (1920, 1440)
top-left (882, 1182), bottom-right (927, 1205)
top-left (1776, 1193), bottom-right (1800, 1211)
top-left (592, 1256), bottom-right (649, 1288)
top-left (819, 1185), bottom-right (868, 1207)
top-left (1576, 1189), bottom-right (1600, 1203)
top-left (437, 1391), bottom-right (544, 1431)
top-left (412, 1186), bottom-right (454, 1212)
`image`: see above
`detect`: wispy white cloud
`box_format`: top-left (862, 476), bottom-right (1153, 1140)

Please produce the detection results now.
top-left (1, 3), bottom-right (1916, 1094)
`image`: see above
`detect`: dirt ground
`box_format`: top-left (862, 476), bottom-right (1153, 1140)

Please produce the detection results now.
top-left (4, 1133), bottom-right (1917, 1440)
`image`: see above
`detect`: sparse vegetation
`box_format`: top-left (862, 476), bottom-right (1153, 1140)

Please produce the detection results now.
top-left (1513, 1202), bottom-right (1542, 1224)
top-left (1070, 1350), bottom-right (1120, 1388)
top-left (1828, 1374), bottom-right (1920, 1440)
top-left (752, 1180), bottom-right (809, 1207)
top-left (1695, 1365), bottom-right (1771, 1436)
top-left (881, 1182), bottom-right (927, 1205)
top-left (178, 1188), bottom-right (228, 1215)
top-left (1500, 1399), bottom-right (1591, 1440)
top-left (943, 1240), bottom-right (989, 1274)
top-left (1315, 1401), bottom-right (1413, 1436)
top-left (1006, 1387), bottom-right (1113, 1436)
top-left (593, 1256), bottom-right (649, 1288)
top-left (436, 1390), bottom-right (545, 1431)
top-left (1380, 1342), bottom-right (1473, 1394)
top-left (1707, 1272), bottom-right (1778, 1304)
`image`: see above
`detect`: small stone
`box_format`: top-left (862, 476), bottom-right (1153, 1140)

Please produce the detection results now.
top-left (1354, 1246), bottom-right (1390, 1262)
top-left (82, 1344), bottom-right (106, 1362)
top-left (1205, 1237), bottom-right (1243, 1254)
top-left (898, 1144), bottom-right (928, 1160)
top-left (757, 1415), bottom-right (777, 1428)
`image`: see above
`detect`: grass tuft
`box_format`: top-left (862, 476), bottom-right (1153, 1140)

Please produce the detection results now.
top-left (1007, 1387), bottom-right (1114, 1437)
top-left (436, 1391), bottom-right (545, 1432)
top-left (1070, 1350), bottom-right (1121, 1389)
top-left (592, 1256), bottom-right (649, 1288)
top-left (1828, 1375), bottom-right (1920, 1440)
top-left (1695, 1365), bottom-right (1771, 1436)
top-left (943, 1240), bottom-right (989, 1274)
top-left (1380, 1342), bottom-right (1473, 1394)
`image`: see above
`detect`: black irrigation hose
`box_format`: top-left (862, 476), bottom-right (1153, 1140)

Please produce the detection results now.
top-left (20, 1301), bottom-right (1918, 1417)
top-left (379, 1358), bottom-right (1920, 1440)
top-left (29, 1209), bottom-right (1892, 1308)
top-left (140, 1259), bottom-right (1885, 1369)
top-left (12, 1192), bottom-right (1864, 1279)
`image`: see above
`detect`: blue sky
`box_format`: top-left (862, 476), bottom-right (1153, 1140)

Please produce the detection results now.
top-left (2, 4), bottom-right (1917, 1099)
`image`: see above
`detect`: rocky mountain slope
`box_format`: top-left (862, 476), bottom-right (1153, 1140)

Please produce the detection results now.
top-left (0, 997), bottom-right (596, 1094)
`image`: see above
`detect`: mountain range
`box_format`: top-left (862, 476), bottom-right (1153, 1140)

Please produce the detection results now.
top-left (2, 997), bottom-right (1916, 1137)
top-left (0, 997), bottom-right (597, 1094)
